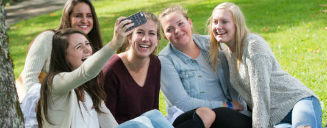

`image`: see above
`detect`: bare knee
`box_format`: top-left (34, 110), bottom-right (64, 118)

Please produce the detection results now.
top-left (195, 107), bottom-right (216, 128)
top-left (296, 126), bottom-right (311, 128)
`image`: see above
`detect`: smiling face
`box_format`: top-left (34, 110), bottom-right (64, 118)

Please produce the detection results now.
top-left (211, 9), bottom-right (236, 45)
top-left (70, 2), bottom-right (93, 35)
top-left (66, 33), bottom-right (93, 70)
top-left (160, 12), bottom-right (193, 50)
top-left (128, 20), bottom-right (158, 58)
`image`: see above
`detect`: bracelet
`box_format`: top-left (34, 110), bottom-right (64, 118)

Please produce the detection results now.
top-left (226, 102), bottom-right (233, 109)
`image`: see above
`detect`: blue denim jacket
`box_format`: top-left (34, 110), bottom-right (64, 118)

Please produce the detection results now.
top-left (159, 34), bottom-right (250, 116)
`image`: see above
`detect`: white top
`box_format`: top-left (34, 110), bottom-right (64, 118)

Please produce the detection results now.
top-left (75, 91), bottom-right (99, 128)
top-left (41, 39), bottom-right (118, 128)
top-left (22, 31), bottom-right (53, 94)
top-left (20, 83), bottom-right (41, 128)
top-left (20, 31), bottom-right (54, 128)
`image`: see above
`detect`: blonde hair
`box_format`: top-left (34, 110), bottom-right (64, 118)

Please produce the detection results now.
top-left (117, 12), bottom-right (161, 55)
top-left (208, 2), bottom-right (249, 71)
top-left (159, 5), bottom-right (188, 20)
top-left (158, 5), bottom-right (189, 33)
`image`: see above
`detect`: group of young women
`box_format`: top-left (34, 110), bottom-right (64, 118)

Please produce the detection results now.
top-left (17, 0), bottom-right (322, 127)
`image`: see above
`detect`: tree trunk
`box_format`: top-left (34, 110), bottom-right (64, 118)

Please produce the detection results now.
top-left (0, 6), bottom-right (24, 128)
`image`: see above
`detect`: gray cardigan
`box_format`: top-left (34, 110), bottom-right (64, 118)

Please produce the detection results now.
top-left (224, 33), bottom-right (316, 128)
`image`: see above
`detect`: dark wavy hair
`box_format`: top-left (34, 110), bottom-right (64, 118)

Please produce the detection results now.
top-left (36, 29), bottom-right (106, 127)
top-left (57, 0), bottom-right (103, 52)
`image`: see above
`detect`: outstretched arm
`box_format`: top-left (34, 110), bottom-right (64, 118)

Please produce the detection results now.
top-left (52, 17), bottom-right (135, 94)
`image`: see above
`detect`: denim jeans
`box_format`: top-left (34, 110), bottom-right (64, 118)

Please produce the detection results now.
top-left (116, 109), bottom-right (173, 128)
top-left (274, 96), bottom-right (322, 128)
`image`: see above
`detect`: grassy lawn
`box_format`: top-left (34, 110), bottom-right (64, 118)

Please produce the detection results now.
top-left (8, 0), bottom-right (327, 125)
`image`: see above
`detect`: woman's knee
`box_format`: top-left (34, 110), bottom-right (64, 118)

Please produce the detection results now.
top-left (195, 107), bottom-right (216, 128)
top-left (292, 96), bottom-right (322, 128)
top-left (296, 126), bottom-right (311, 128)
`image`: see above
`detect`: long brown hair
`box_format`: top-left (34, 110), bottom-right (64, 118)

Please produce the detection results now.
top-left (58, 0), bottom-right (103, 52)
top-left (117, 12), bottom-right (161, 55)
top-left (36, 29), bottom-right (106, 127)
top-left (208, 2), bottom-right (249, 71)
top-left (24, 0), bottom-right (103, 84)
top-left (28, 0), bottom-right (103, 54)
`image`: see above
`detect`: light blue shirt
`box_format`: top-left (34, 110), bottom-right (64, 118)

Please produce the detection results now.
top-left (159, 34), bottom-right (228, 111)
top-left (195, 51), bottom-right (225, 101)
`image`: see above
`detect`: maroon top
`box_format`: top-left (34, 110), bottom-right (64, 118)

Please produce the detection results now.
top-left (102, 54), bottom-right (161, 124)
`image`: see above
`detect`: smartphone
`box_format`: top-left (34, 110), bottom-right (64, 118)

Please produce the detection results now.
top-left (121, 12), bottom-right (147, 32)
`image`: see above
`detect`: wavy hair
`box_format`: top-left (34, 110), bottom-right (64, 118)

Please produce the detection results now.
top-left (58, 0), bottom-right (103, 52)
top-left (117, 12), bottom-right (161, 55)
top-left (208, 2), bottom-right (249, 71)
top-left (36, 29), bottom-right (106, 128)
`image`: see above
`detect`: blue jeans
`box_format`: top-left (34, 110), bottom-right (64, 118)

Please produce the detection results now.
top-left (116, 109), bottom-right (173, 128)
top-left (274, 96), bottom-right (322, 128)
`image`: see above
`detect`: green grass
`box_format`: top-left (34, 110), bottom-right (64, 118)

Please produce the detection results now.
top-left (8, 0), bottom-right (327, 125)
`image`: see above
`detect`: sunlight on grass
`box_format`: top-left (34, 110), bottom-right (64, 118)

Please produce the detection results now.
top-left (8, 0), bottom-right (327, 125)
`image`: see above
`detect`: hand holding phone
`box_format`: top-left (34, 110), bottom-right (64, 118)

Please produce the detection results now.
top-left (120, 12), bottom-right (147, 32)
